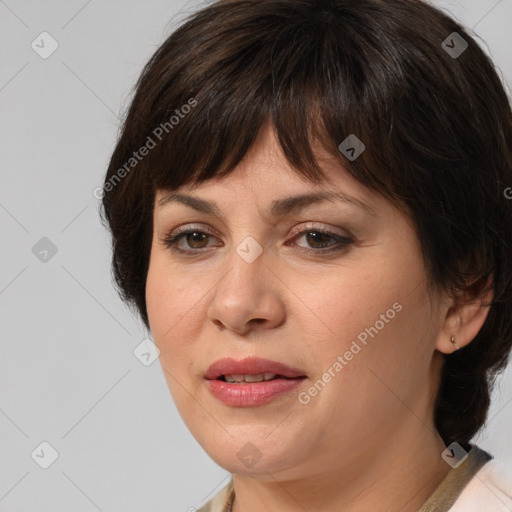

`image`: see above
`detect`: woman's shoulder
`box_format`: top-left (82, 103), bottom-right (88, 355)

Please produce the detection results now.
top-left (450, 456), bottom-right (512, 511)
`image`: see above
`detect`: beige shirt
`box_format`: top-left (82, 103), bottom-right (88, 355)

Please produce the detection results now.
top-left (197, 444), bottom-right (508, 512)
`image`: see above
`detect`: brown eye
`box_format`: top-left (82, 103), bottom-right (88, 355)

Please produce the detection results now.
top-left (161, 228), bottom-right (220, 253)
top-left (304, 231), bottom-right (335, 249)
top-left (289, 229), bottom-right (353, 253)
top-left (184, 231), bottom-right (210, 249)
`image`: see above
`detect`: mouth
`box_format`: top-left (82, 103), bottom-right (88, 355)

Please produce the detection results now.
top-left (205, 357), bottom-right (307, 381)
top-left (216, 373), bottom-right (300, 383)
top-left (204, 357), bottom-right (307, 406)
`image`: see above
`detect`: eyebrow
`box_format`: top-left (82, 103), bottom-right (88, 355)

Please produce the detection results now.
top-left (157, 190), bottom-right (375, 218)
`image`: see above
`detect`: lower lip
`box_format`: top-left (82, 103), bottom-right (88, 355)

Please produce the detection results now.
top-left (206, 377), bottom-right (306, 406)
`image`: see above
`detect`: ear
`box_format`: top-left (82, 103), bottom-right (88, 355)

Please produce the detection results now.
top-left (435, 275), bottom-right (494, 354)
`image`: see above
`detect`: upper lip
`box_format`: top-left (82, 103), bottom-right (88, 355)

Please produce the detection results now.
top-left (205, 357), bottom-right (307, 380)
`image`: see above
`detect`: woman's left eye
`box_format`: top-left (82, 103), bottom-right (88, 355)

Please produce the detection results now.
top-left (288, 229), bottom-right (353, 253)
top-left (160, 227), bottom-right (353, 255)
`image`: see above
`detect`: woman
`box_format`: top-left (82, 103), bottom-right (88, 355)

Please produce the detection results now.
top-left (100, 0), bottom-right (512, 510)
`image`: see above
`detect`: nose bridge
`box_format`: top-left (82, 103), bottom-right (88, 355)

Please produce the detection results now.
top-left (207, 233), bottom-right (285, 333)
top-left (235, 233), bottom-right (265, 266)
top-left (221, 233), bottom-right (267, 303)
top-left (223, 203), bottom-right (268, 278)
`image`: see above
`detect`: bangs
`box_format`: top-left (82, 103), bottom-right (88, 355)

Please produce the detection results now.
top-left (124, 1), bottom-right (403, 199)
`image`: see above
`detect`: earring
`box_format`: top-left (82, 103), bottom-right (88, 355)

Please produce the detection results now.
top-left (450, 335), bottom-right (460, 351)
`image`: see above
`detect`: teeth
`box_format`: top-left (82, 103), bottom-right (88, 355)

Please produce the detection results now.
top-left (224, 373), bottom-right (277, 383)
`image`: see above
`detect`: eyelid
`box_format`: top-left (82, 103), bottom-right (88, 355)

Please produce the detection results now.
top-left (166, 223), bottom-right (220, 238)
top-left (288, 221), bottom-right (350, 239)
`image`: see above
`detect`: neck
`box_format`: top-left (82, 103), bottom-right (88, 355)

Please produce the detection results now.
top-left (231, 423), bottom-right (451, 512)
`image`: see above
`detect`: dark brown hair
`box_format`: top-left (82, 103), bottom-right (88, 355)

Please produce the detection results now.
top-left (100, 0), bottom-right (512, 446)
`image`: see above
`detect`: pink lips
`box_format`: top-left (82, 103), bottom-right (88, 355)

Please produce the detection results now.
top-left (204, 357), bottom-right (307, 407)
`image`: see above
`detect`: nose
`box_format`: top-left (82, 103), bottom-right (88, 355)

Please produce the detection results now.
top-left (206, 243), bottom-right (286, 336)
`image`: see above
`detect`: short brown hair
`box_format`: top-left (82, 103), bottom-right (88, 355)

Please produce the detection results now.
top-left (100, 0), bottom-right (512, 446)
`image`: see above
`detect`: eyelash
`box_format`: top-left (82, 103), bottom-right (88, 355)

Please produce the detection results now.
top-left (160, 224), bottom-right (354, 255)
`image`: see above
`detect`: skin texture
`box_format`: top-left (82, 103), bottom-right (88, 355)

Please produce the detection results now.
top-left (146, 124), bottom-right (492, 511)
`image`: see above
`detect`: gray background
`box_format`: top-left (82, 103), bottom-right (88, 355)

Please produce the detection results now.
top-left (1, 1), bottom-right (511, 511)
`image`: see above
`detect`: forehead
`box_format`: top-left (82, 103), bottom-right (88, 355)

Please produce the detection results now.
top-left (153, 123), bottom-right (372, 205)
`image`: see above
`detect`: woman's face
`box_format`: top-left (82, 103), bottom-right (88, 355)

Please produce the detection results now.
top-left (146, 125), bottom-right (447, 480)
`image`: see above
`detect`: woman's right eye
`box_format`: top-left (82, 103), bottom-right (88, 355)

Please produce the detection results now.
top-left (161, 229), bottom-right (220, 253)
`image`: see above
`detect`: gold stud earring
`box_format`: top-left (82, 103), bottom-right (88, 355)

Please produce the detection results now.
top-left (450, 335), bottom-right (460, 351)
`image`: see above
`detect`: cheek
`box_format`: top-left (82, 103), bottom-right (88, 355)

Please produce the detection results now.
top-left (293, 248), bottom-right (431, 389)
top-left (145, 259), bottom-right (171, 341)
top-left (292, 262), bottom-right (404, 351)
top-left (292, 281), bottom-right (428, 445)
top-left (145, 252), bottom-right (221, 386)
top-left (145, 253), bottom-right (204, 350)
top-left (145, 256), bottom-right (207, 406)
